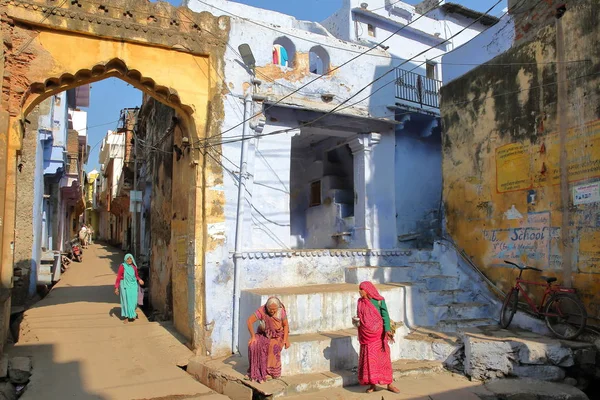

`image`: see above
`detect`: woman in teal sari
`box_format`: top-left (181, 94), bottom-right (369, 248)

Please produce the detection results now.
top-left (114, 254), bottom-right (144, 323)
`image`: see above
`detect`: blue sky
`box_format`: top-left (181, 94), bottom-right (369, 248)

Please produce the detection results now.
top-left (84, 0), bottom-right (507, 172)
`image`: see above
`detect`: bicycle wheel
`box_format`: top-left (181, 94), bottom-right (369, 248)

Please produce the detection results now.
top-left (500, 288), bottom-right (519, 328)
top-left (544, 294), bottom-right (587, 340)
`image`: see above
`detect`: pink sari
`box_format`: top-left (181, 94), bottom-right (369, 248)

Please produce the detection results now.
top-left (248, 298), bottom-right (287, 382)
top-left (357, 282), bottom-right (393, 385)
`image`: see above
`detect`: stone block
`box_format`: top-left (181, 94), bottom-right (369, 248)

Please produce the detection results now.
top-left (518, 343), bottom-right (547, 365)
top-left (546, 345), bottom-right (574, 367)
top-left (7, 357), bottom-right (30, 384)
top-left (0, 382), bottom-right (15, 400)
top-left (511, 365), bottom-right (566, 381)
top-left (223, 380), bottom-right (252, 400)
top-left (464, 337), bottom-right (521, 380)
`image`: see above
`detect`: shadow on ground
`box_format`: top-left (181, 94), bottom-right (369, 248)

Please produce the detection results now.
top-left (8, 343), bottom-right (106, 399)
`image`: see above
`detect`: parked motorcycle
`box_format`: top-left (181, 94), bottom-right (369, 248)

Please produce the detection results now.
top-left (71, 238), bottom-right (83, 262)
top-left (64, 238), bottom-right (83, 263)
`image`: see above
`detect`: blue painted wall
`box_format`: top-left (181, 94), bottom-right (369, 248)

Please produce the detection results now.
top-left (394, 127), bottom-right (442, 241)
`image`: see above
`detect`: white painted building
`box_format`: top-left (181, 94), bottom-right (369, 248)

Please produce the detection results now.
top-left (97, 130), bottom-right (126, 241)
top-left (184, 0), bottom-right (506, 375)
top-left (442, 12), bottom-right (514, 84)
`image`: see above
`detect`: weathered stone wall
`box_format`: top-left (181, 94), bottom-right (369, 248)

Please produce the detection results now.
top-left (13, 100), bottom-right (44, 306)
top-left (441, 0), bottom-right (600, 320)
top-left (137, 97), bottom-right (175, 322)
top-left (509, 0), bottom-right (566, 46)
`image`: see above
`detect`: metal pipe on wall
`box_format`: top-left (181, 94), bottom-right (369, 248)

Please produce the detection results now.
top-left (232, 94), bottom-right (252, 354)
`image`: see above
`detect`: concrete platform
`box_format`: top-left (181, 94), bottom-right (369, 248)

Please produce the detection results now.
top-left (345, 263), bottom-right (442, 284)
top-left (282, 374), bottom-right (589, 400)
top-left (187, 354), bottom-right (444, 399)
top-left (240, 283), bottom-right (407, 336)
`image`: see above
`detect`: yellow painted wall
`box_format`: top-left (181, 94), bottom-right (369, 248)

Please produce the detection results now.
top-left (1, 0), bottom-right (230, 352)
top-left (441, 1), bottom-right (600, 321)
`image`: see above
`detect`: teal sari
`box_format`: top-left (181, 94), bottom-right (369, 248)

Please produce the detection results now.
top-left (120, 253), bottom-right (138, 319)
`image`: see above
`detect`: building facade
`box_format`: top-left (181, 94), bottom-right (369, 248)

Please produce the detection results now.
top-left (180, 0), bottom-right (500, 358)
top-left (440, 0), bottom-right (600, 322)
top-left (13, 87), bottom-right (89, 304)
top-left (96, 108), bottom-right (138, 250)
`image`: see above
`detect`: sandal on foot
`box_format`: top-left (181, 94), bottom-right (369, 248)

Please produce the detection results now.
top-left (366, 385), bottom-right (376, 393)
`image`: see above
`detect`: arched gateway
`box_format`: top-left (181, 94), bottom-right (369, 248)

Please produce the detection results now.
top-left (0, 0), bottom-right (229, 352)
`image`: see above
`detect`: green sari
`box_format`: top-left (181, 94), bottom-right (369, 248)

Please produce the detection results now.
top-left (120, 253), bottom-right (138, 319)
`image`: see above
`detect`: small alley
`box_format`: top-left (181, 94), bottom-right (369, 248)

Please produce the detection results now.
top-left (7, 244), bottom-right (226, 400)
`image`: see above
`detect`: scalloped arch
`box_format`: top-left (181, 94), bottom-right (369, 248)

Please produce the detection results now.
top-left (21, 58), bottom-right (193, 117)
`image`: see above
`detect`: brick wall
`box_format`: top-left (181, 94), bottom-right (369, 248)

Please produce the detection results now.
top-left (509, 0), bottom-right (567, 45)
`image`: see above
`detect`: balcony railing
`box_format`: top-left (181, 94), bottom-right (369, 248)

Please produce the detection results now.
top-left (395, 68), bottom-right (442, 109)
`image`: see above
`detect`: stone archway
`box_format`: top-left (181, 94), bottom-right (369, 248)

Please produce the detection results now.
top-left (0, 0), bottom-right (230, 353)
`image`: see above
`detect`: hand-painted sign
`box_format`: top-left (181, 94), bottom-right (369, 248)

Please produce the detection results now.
top-left (573, 182), bottom-right (600, 205)
top-left (483, 212), bottom-right (552, 267)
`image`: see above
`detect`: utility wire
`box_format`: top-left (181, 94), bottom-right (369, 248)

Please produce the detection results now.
top-left (201, 0), bottom-right (505, 147)
top-left (193, 0), bottom-right (448, 145)
top-left (213, 70), bottom-right (600, 148)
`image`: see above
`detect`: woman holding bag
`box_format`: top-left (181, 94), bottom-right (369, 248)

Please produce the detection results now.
top-left (355, 281), bottom-right (400, 394)
top-left (114, 253), bottom-right (144, 323)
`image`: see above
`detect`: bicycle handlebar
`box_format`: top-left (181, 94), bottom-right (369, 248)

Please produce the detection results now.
top-left (504, 260), bottom-right (542, 272)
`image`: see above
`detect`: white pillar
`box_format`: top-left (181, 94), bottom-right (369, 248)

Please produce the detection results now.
top-left (348, 133), bottom-right (381, 249)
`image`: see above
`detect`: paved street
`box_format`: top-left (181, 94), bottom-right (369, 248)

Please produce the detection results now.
top-left (7, 243), bottom-right (227, 400)
top-left (283, 372), bottom-right (483, 400)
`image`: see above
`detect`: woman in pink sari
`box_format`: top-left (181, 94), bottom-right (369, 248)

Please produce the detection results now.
top-left (246, 297), bottom-right (290, 383)
top-left (357, 281), bottom-right (400, 393)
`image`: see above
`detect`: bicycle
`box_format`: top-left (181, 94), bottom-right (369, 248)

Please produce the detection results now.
top-left (500, 260), bottom-right (587, 340)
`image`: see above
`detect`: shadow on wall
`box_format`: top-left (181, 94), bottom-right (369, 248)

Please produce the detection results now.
top-left (9, 343), bottom-right (106, 399)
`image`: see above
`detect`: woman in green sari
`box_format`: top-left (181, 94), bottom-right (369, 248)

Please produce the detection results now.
top-left (114, 253), bottom-right (144, 323)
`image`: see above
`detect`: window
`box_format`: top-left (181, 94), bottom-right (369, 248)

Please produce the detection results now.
top-left (426, 62), bottom-right (436, 79)
top-left (368, 24), bottom-right (376, 37)
top-left (309, 46), bottom-right (330, 75)
top-left (309, 180), bottom-right (321, 207)
top-left (273, 37), bottom-right (296, 67)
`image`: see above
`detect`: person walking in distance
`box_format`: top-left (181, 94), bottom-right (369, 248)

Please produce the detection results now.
top-left (79, 224), bottom-right (88, 248)
top-left (114, 253), bottom-right (144, 323)
top-left (355, 281), bottom-right (400, 394)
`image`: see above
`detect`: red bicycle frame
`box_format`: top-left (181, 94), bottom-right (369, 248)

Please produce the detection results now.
top-left (512, 276), bottom-right (576, 316)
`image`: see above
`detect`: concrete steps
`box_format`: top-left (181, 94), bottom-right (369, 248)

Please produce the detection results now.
top-left (434, 318), bottom-right (498, 332)
top-left (345, 263), bottom-right (442, 284)
top-left (275, 359), bottom-right (443, 397)
top-left (240, 283), bottom-right (406, 336)
top-left (419, 275), bottom-right (460, 291)
top-left (432, 302), bottom-right (491, 321)
top-left (284, 329), bottom-right (360, 375)
top-left (345, 263), bottom-right (495, 333)
top-left (425, 288), bottom-right (474, 305)
top-left (187, 355), bottom-right (443, 399)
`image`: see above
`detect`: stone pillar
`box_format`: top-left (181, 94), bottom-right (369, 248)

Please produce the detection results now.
top-left (348, 133), bottom-right (381, 249)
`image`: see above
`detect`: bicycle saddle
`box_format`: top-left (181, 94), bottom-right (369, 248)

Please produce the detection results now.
top-left (541, 276), bottom-right (557, 284)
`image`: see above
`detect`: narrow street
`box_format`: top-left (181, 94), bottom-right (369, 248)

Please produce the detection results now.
top-left (7, 244), bottom-right (227, 400)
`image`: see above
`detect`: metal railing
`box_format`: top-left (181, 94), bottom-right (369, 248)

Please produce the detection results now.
top-left (395, 68), bottom-right (442, 108)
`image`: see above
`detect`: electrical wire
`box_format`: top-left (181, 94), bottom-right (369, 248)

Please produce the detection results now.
top-left (201, 0), bottom-right (506, 148)
top-left (192, 0), bottom-right (449, 145)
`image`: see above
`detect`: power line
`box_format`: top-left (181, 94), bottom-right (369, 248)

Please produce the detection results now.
top-left (201, 0), bottom-right (506, 148)
top-left (209, 0), bottom-right (527, 144)
top-left (213, 69), bottom-right (600, 148)
top-left (331, 0), bottom-right (548, 115)
top-left (194, 0), bottom-right (448, 145)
